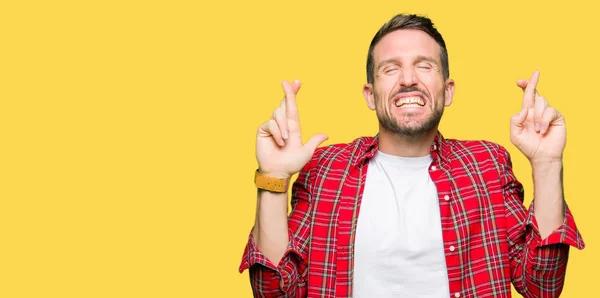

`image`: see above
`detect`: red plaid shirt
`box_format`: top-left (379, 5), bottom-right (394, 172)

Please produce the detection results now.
top-left (240, 132), bottom-right (585, 297)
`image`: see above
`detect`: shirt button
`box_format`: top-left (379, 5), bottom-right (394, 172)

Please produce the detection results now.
top-left (444, 195), bottom-right (450, 201)
top-left (449, 245), bottom-right (455, 252)
top-left (431, 165), bottom-right (437, 171)
top-left (454, 293), bottom-right (460, 298)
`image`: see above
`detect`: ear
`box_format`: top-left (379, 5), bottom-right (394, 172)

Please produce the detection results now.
top-left (363, 83), bottom-right (376, 110)
top-left (444, 78), bottom-right (455, 107)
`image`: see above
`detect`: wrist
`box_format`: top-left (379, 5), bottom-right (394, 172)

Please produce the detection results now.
top-left (530, 157), bottom-right (563, 170)
top-left (258, 168), bottom-right (292, 180)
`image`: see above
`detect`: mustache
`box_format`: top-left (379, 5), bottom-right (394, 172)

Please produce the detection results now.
top-left (391, 86), bottom-right (429, 99)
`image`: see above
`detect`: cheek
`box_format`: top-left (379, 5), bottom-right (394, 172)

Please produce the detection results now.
top-left (373, 84), bottom-right (392, 102)
top-left (375, 76), bottom-right (397, 91)
top-left (374, 91), bottom-right (387, 108)
top-left (418, 76), bottom-right (444, 97)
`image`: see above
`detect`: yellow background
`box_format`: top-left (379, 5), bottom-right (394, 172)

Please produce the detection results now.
top-left (0, 0), bottom-right (596, 297)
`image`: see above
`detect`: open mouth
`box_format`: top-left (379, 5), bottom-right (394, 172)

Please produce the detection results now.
top-left (394, 96), bottom-right (425, 107)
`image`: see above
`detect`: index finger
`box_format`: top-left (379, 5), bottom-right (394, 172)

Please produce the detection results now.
top-left (282, 80), bottom-right (301, 121)
top-left (522, 70), bottom-right (540, 109)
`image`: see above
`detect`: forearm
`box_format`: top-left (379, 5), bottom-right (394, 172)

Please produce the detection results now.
top-left (532, 160), bottom-right (565, 239)
top-left (253, 188), bottom-right (290, 266)
top-left (503, 148), bottom-right (584, 296)
top-left (240, 184), bottom-right (309, 297)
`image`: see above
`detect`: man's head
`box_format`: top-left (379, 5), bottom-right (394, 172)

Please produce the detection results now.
top-left (363, 14), bottom-right (455, 137)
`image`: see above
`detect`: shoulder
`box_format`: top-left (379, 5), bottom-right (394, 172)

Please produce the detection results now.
top-left (301, 136), bottom-right (373, 172)
top-left (314, 136), bottom-right (373, 159)
top-left (444, 138), bottom-right (512, 164)
top-left (296, 136), bottom-right (372, 186)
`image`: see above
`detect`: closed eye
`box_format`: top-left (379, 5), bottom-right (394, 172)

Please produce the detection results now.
top-left (416, 62), bottom-right (433, 70)
top-left (384, 67), bottom-right (399, 75)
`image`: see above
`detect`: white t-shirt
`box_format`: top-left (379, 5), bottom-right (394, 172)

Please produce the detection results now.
top-left (353, 150), bottom-right (449, 297)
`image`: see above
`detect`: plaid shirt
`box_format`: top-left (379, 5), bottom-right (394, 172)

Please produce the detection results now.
top-left (240, 132), bottom-right (585, 298)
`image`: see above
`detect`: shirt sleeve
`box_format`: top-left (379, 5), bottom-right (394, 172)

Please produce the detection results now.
top-left (238, 151), bottom-right (319, 298)
top-left (499, 146), bottom-right (585, 298)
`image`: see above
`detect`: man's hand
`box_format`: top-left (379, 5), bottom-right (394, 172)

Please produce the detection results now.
top-left (510, 70), bottom-right (566, 165)
top-left (256, 80), bottom-right (328, 179)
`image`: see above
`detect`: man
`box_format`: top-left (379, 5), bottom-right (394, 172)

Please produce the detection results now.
top-left (239, 14), bottom-right (584, 297)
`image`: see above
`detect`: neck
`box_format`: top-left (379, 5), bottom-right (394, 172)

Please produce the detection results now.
top-left (378, 127), bottom-right (438, 157)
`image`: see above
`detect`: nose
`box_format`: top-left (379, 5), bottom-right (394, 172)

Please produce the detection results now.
top-left (398, 67), bottom-right (417, 88)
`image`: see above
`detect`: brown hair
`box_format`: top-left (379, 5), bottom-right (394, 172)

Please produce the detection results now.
top-left (366, 14), bottom-right (449, 84)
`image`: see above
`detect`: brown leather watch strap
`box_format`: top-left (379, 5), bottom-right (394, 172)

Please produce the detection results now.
top-left (254, 170), bottom-right (290, 193)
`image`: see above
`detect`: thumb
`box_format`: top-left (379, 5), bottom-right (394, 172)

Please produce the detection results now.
top-left (303, 133), bottom-right (329, 155)
top-left (510, 108), bottom-right (528, 133)
top-left (512, 108), bottom-right (528, 125)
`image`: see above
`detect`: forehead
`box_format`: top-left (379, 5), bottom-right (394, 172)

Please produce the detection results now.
top-left (373, 29), bottom-right (442, 64)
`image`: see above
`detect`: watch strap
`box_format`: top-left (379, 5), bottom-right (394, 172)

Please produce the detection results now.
top-left (254, 170), bottom-right (289, 193)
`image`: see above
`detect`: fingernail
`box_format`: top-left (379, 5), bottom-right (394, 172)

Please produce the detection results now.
top-left (535, 123), bottom-right (540, 132)
top-left (283, 130), bottom-right (289, 139)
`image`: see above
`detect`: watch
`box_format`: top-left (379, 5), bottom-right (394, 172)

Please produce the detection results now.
top-left (254, 170), bottom-right (290, 193)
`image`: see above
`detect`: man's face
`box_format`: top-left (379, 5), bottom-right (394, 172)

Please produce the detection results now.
top-left (363, 29), bottom-right (454, 137)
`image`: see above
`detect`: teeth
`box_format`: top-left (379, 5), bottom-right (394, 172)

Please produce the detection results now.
top-left (395, 96), bottom-right (424, 107)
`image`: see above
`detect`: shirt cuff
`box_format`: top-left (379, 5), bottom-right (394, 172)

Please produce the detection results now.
top-left (239, 228), bottom-right (302, 273)
top-left (526, 201), bottom-right (585, 250)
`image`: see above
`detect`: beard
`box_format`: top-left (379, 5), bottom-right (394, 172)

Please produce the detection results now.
top-left (375, 87), bottom-right (445, 137)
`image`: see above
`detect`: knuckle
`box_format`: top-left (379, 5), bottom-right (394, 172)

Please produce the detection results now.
top-left (259, 121), bottom-right (270, 133)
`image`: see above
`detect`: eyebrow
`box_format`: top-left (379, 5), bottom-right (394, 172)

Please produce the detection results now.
top-left (377, 55), bottom-right (439, 70)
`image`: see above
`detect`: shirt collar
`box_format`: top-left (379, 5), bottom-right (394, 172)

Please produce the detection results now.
top-left (354, 131), bottom-right (449, 167)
